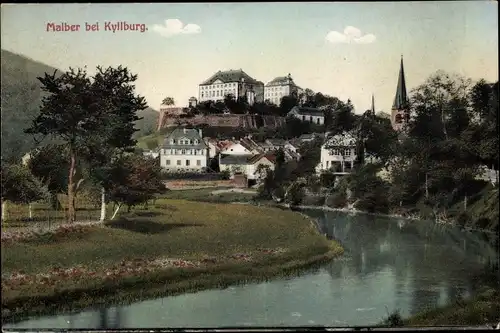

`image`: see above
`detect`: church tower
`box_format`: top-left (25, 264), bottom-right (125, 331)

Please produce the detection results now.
top-left (391, 55), bottom-right (409, 131)
top-left (371, 94), bottom-right (375, 115)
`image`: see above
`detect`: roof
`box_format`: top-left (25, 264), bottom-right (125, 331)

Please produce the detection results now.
top-left (239, 138), bottom-right (262, 152)
top-left (288, 138), bottom-right (302, 148)
top-left (200, 69), bottom-right (263, 86)
top-left (265, 74), bottom-right (300, 88)
top-left (162, 128), bottom-right (208, 149)
top-left (289, 106), bottom-right (325, 117)
top-left (299, 133), bottom-right (315, 140)
top-left (267, 138), bottom-right (287, 146)
top-left (220, 153), bottom-right (275, 165)
top-left (325, 131), bottom-right (357, 147)
top-left (392, 56), bottom-right (409, 110)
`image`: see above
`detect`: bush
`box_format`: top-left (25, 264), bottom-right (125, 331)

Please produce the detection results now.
top-left (383, 309), bottom-right (404, 327)
top-left (220, 170), bottom-right (230, 180)
top-left (328, 192), bottom-right (347, 208)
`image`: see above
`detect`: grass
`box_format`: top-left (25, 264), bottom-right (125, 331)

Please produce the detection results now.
top-left (2, 198), bottom-right (343, 322)
top-left (403, 288), bottom-right (500, 327)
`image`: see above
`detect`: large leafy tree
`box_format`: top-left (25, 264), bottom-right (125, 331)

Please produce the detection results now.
top-left (24, 66), bottom-right (146, 223)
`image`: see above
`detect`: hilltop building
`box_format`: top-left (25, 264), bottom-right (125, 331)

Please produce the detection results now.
top-left (264, 73), bottom-right (303, 105)
top-left (198, 69), bottom-right (264, 105)
top-left (391, 55), bottom-right (410, 132)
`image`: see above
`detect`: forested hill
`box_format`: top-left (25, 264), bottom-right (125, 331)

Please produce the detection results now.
top-left (0, 49), bottom-right (159, 162)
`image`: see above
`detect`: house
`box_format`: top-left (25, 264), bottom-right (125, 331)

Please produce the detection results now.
top-left (258, 141), bottom-right (274, 152)
top-left (219, 153), bottom-right (276, 185)
top-left (220, 141), bottom-right (255, 156)
top-left (265, 138), bottom-right (287, 150)
top-left (204, 138), bottom-right (220, 159)
top-left (287, 106), bottom-right (325, 125)
top-left (316, 131), bottom-right (357, 174)
top-left (159, 128), bottom-right (209, 172)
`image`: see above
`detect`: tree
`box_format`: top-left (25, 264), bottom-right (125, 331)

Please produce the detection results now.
top-left (1, 164), bottom-right (48, 221)
top-left (279, 95), bottom-right (299, 115)
top-left (107, 154), bottom-right (167, 215)
top-left (24, 66), bottom-right (146, 223)
top-left (162, 97), bottom-right (175, 106)
top-left (27, 145), bottom-right (69, 210)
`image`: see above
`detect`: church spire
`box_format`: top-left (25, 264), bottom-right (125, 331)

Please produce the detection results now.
top-left (392, 55), bottom-right (408, 110)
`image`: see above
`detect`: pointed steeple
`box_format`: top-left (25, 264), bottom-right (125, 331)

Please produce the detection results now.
top-left (392, 55), bottom-right (408, 110)
top-left (371, 94), bottom-right (375, 114)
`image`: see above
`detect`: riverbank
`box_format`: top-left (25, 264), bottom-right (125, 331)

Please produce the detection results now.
top-left (401, 287), bottom-right (500, 327)
top-left (1, 198), bottom-right (343, 323)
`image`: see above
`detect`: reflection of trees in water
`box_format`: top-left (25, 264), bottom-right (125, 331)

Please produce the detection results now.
top-left (99, 307), bottom-right (122, 329)
top-left (310, 209), bottom-right (497, 317)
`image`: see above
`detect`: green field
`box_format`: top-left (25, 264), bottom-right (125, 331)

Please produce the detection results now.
top-left (2, 198), bottom-right (342, 322)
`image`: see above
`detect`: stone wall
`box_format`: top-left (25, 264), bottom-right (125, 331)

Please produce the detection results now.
top-left (157, 112), bottom-right (285, 131)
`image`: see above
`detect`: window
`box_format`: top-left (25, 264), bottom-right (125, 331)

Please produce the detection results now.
top-left (197, 160), bottom-right (201, 166)
top-left (345, 149), bottom-right (351, 156)
top-left (186, 139), bottom-right (191, 144)
top-left (186, 160), bottom-right (190, 166)
top-left (309, 116), bottom-right (313, 122)
top-left (201, 93), bottom-right (204, 98)
top-left (166, 160), bottom-right (171, 165)
top-left (181, 149), bottom-right (186, 154)
top-left (198, 149), bottom-right (203, 155)
top-left (317, 118), bottom-right (320, 124)
top-left (194, 139), bottom-right (199, 144)
top-left (302, 115), bottom-right (305, 121)
top-left (177, 160), bottom-right (181, 165)
top-left (170, 139), bottom-right (175, 144)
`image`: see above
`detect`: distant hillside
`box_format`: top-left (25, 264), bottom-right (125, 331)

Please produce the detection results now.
top-left (0, 49), bottom-right (159, 162)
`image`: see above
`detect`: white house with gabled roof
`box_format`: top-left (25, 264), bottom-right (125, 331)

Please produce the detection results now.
top-left (160, 128), bottom-right (209, 172)
top-left (316, 131), bottom-right (358, 174)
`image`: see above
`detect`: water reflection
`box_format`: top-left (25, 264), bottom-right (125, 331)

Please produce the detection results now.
top-left (4, 210), bottom-right (498, 329)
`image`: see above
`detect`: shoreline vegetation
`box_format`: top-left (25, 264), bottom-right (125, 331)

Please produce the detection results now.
top-left (1, 196), bottom-right (344, 323)
top-left (1, 187), bottom-right (497, 326)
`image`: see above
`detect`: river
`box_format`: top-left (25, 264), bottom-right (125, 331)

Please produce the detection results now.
top-left (3, 210), bottom-right (498, 328)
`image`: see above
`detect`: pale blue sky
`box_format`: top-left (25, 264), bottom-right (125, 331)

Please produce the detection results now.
top-left (1, 2), bottom-right (498, 113)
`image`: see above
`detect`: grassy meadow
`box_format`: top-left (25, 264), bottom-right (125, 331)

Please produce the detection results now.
top-left (2, 197), bottom-right (343, 322)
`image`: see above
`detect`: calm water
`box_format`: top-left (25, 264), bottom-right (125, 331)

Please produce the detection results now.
top-left (4, 210), bottom-right (498, 328)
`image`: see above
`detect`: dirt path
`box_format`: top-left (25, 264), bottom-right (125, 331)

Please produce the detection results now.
top-left (211, 188), bottom-right (257, 195)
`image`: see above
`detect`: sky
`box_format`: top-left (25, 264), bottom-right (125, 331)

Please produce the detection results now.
top-left (1, 2), bottom-right (498, 114)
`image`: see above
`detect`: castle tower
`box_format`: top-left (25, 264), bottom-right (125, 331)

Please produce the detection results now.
top-left (391, 55), bottom-right (409, 131)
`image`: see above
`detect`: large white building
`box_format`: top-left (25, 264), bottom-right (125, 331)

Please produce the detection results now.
top-left (264, 74), bottom-right (303, 105)
top-left (159, 128), bottom-right (209, 172)
top-left (316, 131), bottom-right (358, 174)
top-left (198, 69), bottom-right (264, 105)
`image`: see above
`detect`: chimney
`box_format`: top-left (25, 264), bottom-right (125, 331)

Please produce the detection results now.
top-left (183, 128), bottom-right (186, 134)
top-left (198, 129), bottom-right (202, 138)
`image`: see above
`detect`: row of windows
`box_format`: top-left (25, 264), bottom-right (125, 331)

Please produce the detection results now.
top-left (163, 149), bottom-right (205, 155)
top-left (201, 90), bottom-right (236, 98)
top-left (325, 160), bottom-right (353, 169)
top-left (165, 159), bottom-right (203, 166)
top-left (300, 115), bottom-right (322, 124)
top-left (169, 139), bottom-right (199, 145)
top-left (329, 149), bottom-right (352, 156)
top-left (265, 91), bottom-right (284, 97)
top-left (201, 83), bottom-right (237, 90)
top-left (265, 86), bottom-right (287, 91)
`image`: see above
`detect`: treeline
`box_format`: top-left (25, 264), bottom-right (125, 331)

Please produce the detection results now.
top-left (181, 89), bottom-right (342, 117)
top-left (1, 66), bottom-right (167, 223)
top-left (258, 71), bottom-right (499, 231)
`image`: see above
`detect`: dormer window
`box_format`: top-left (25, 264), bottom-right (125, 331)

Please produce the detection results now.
top-left (170, 139), bottom-right (175, 144)
top-left (186, 139), bottom-right (191, 145)
top-left (194, 139), bottom-right (199, 145)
